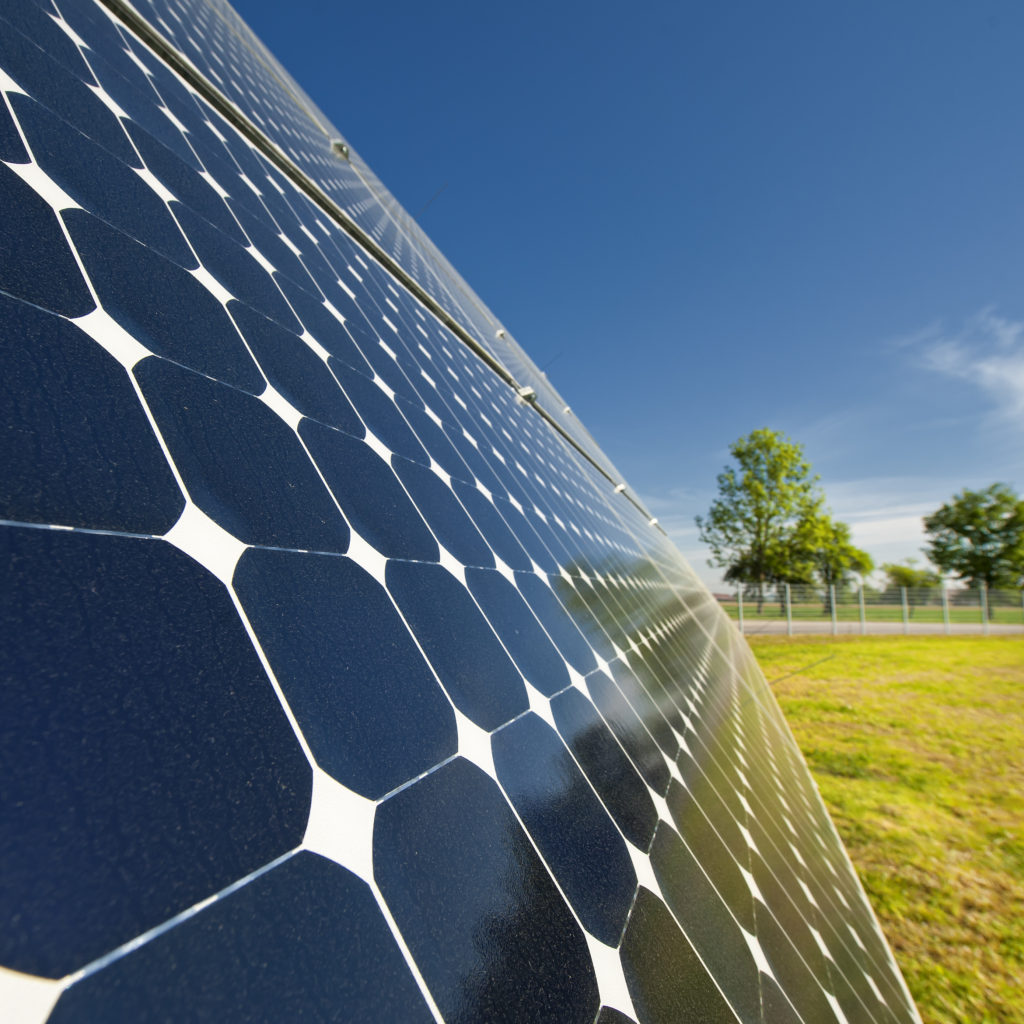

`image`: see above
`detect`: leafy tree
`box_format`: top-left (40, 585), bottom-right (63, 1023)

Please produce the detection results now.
top-left (696, 429), bottom-right (823, 611)
top-left (880, 559), bottom-right (941, 617)
top-left (924, 484), bottom-right (1024, 593)
top-left (881, 560), bottom-right (941, 591)
top-left (798, 514), bottom-right (873, 612)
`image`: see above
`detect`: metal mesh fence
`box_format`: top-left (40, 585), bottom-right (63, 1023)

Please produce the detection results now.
top-left (716, 583), bottom-right (1024, 635)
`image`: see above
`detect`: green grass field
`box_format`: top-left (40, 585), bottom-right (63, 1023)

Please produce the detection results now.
top-left (748, 635), bottom-right (1024, 1024)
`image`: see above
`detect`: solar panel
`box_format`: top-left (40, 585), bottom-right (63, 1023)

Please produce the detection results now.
top-left (1, 1), bottom-right (920, 1021)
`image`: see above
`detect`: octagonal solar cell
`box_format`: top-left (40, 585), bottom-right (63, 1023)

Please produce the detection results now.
top-left (374, 758), bottom-right (600, 1024)
top-left (1, 526), bottom-right (310, 978)
top-left (48, 853), bottom-right (434, 1023)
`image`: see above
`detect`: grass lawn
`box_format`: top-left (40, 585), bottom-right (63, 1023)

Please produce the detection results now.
top-left (748, 635), bottom-right (1024, 1024)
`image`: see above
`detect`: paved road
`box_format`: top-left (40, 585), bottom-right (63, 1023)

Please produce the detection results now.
top-left (737, 619), bottom-right (1024, 636)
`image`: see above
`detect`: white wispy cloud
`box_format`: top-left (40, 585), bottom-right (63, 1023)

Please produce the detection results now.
top-left (823, 476), bottom-right (947, 569)
top-left (907, 308), bottom-right (1024, 424)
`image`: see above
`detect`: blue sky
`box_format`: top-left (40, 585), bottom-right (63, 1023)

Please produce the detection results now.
top-left (235, 0), bottom-right (1024, 587)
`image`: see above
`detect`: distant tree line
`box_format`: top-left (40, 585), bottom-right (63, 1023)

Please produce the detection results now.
top-left (697, 429), bottom-right (1024, 612)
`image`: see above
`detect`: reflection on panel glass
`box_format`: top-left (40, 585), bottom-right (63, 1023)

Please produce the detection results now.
top-left (0, 1), bottom-right (918, 1021)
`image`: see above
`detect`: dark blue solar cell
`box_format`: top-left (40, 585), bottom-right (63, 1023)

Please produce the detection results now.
top-left (587, 671), bottom-right (670, 795)
top-left (167, 134), bottom-right (260, 222)
top-left (0, 527), bottom-right (311, 978)
top-left (0, 91), bottom-right (28, 162)
top-left (749, 871), bottom-right (838, 1024)
top-left (275, 272), bottom-right (372, 375)
top-left (230, 198), bottom-right (320, 296)
top-left (554, 576), bottom-right (620, 661)
top-left (84, 47), bottom-right (203, 170)
top-left (631, 658), bottom-right (687, 734)
top-left (749, 819), bottom-right (822, 943)
top-left (681, 740), bottom-right (749, 837)
top-left (374, 758), bottom-right (599, 1024)
top-left (493, 497), bottom-right (560, 571)
top-left (207, 102), bottom-right (274, 187)
top-left (320, 278), bottom-right (386, 350)
top-left (443, 423), bottom-right (507, 494)
top-left (181, 122), bottom-right (245, 191)
top-left (49, 853), bottom-right (434, 1024)
top-left (472, 442), bottom-right (522, 496)
top-left (515, 571), bottom-right (598, 674)
top-left (349, 332), bottom-right (422, 404)
top-left (385, 560), bottom-right (527, 729)
top-left (228, 301), bottom-right (362, 431)
top-left (57, 0), bottom-right (148, 89)
top-left (0, 28), bottom-right (137, 166)
top-left (609, 660), bottom-right (679, 760)
top-left (824, 909), bottom-right (903, 1013)
top-left (675, 763), bottom-right (748, 867)
top-left (619, 887), bottom-right (737, 1024)
top-left (125, 121), bottom-right (246, 243)
top-left (527, 497), bottom-right (575, 547)
top-left (452, 482), bottom-right (534, 570)
top-left (649, 824), bottom-right (761, 1024)
top-left (17, 0), bottom-right (61, 18)
top-left (664, 780), bottom-right (755, 932)
top-left (300, 419), bottom-right (438, 561)
top-left (599, 587), bottom-right (650, 654)
top-left (598, 1010), bottom-right (639, 1024)
top-left (129, 38), bottom-right (223, 146)
top-left (64, 211), bottom-right (268, 390)
top-left (395, 400), bottom-right (476, 479)
top-left (0, 293), bottom-right (183, 532)
top-left (391, 456), bottom-right (496, 568)
top-left (136, 356), bottom-right (349, 552)
top-left (339, 275), bottom-right (393, 338)
top-left (0, 164), bottom-right (93, 317)
top-left (276, 215), bottom-right (338, 290)
top-left (12, 95), bottom-right (193, 266)
top-left (0, 3), bottom-right (94, 84)
top-left (492, 714), bottom-right (636, 944)
top-left (466, 568), bottom-right (571, 696)
top-left (242, 159), bottom-right (303, 229)
top-left (171, 203), bottom-right (301, 331)
top-left (760, 978), bottom-right (805, 1024)
top-left (826, 951), bottom-right (886, 1024)
top-left (234, 548), bottom-right (456, 797)
top-left (331, 359), bottom-right (429, 463)
top-left (550, 688), bottom-right (658, 850)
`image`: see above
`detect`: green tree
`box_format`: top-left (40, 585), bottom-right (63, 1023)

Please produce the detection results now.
top-left (798, 514), bottom-right (874, 612)
top-left (881, 560), bottom-right (941, 590)
top-left (881, 559), bottom-right (941, 617)
top-left (924, 484), bottom-right (1024, 594)
top-left (696, 428), bottom-right (823, 611)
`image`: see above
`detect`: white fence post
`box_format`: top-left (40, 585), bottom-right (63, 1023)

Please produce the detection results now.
top-left (941, 585), bottom-right (950, 636)
top-left (859, 585), bottom-right (866, 635)
top-left (980, 581), bottom-right (989, 636)
top-left (785, 583), bottom-right (793, 636)
top-left (830, 584), bottom-right (837, 635)
top-left (737, 588), bottom-right (744, 634)
top-left (901, 587), bottom-right (909, 635)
